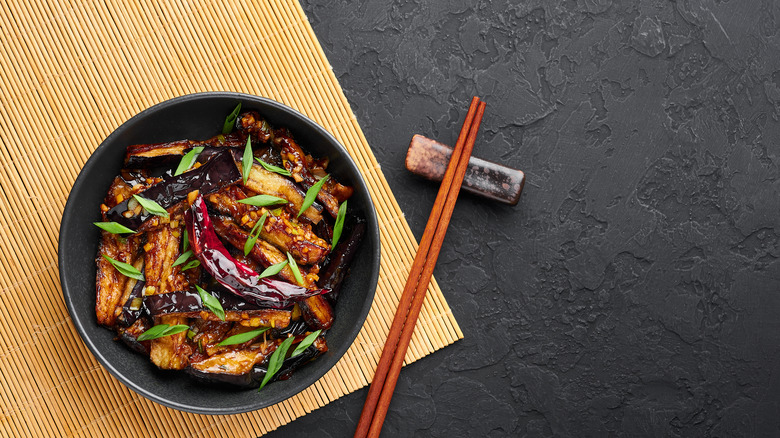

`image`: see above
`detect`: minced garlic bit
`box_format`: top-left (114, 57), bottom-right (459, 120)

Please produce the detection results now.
top-left (129, 297), bottom-right (143, 311)
top-left (187, 190), bottom-right (200, 205)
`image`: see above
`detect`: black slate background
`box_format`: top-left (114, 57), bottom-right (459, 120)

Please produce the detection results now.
top-left (267, 1), bottom-right (780, 436)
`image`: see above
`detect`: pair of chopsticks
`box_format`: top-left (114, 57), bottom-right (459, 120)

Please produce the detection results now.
top-left (354, 97), bottom-right (487, 438)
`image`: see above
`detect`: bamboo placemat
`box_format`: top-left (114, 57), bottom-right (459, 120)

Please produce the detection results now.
top-left (0, 0), bottom-right (463, 436)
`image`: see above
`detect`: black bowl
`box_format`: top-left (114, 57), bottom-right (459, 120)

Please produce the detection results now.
top-left (59, 92), bottom-right (380, 414)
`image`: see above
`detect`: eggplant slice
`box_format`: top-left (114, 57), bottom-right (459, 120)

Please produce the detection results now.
top-left (149, 314), bottom-right (192, 370)
top-left (243, 164), bottom-right (323, 224)
top-left (95, 110), bottom-right (359, 390)
top-left (95, 232), bottom-right (142, 327)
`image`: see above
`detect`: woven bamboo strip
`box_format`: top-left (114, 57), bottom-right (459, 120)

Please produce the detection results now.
top-left (0, 0), bottom-right (463, 436)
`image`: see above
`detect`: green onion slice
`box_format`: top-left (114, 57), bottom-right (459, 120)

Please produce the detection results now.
top-left (182, 259), bottom-right (200, 271)
top-left (242, 136), bottom-right (253, 185)
top-left (291, 330), bottom-right (322, 358)
top-left (173, 146), bottom-right (205, 176)
top-left (238, 195), bottom-right (287, 207)
top-left (286, 252), bottom-right (304, 285)
top-left (217, 327), bottom-right (270, 346)
top-left (244, 212), bottom-right (268, 256)
top-left (331, 200), bottom-right (347, 248)
top-left (255, 158), bottom-right (292, 176)
top-left (137, 324), bottom-right (190, 342)
top-left (172, 250), bottom-right (193, 268)
top-left (101, 254), bottom-right (144, 281)
top-left (259, 335), bottom-right (295, 390)
top-left (93, 221), bottom-right (135, 234)
top-left (258, 260), bottom-right (288, 279)
top-left (223, 103), bottom-right (242, 134)
top-left (132, 195), bottom-right (169, 218)
top-left (298, 175), bottom-right (328, 218)
top-left (196, 285), bottom-right (225, 321)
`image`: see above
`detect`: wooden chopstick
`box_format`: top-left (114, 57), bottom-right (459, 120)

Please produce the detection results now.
top-left (366, 101), bottom-right (486, 436)
top-left (354, 97), bottom-right (487, 438)
top-left (353, 97), bottom-right (480, 437)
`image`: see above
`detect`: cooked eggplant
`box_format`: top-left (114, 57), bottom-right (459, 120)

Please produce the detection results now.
top-left (143, 223), bottom-right (190, 296)
top-left (235, 111), bottom-right (353, 218)
top-left (96, 109), bottom-right (359, 390)
top-left (123, 131), bottom-right (253, 168)
top-left (298, 296), bottom-right (334, 330)
top-left (146, 288), bottom-right (262, 313)
top-left (318, 221), bottom-right (365, 300)
top-left (273, 319), bottom-right (309, 338)
top-left (253, 336), bottom-right (328, 384)
top-left (236, 111), bottom-right (274, 143)
top-left (212, 215), bottom-right (323, 285)
top-left (124, 139), bottom-right (194, 168)
top-left (188, 335), bottom-right (327, 389)
top-left (276, 131), bottom-right (343, 218)
top-left (243, 163), bottom-right (324, 224)
top-left (191, 319), bottom-right (233, 355)
top-left (100, 176), bottom-right (135, 218)
top-left (205, 186), bottom-right (255, 218)
top-left (145, 290), bottom-right (292, 328)
top-left (95, 232), bottom-right (142, 327)
top-left (258, 210), bottom-right (330, 266)
top-left (106, 149), bottom-right (241, 230)
top-left (117, 317), bottom-right (153, 355)
top-left (212, 215), bottom-right (307, 285)
top-left (149, 314), bottom-right (192, 370)
top-left (117, 279), bottom-right (146, 328)
top-left (207, 186), bottom-right (330, 266)
top-left (187, 342), bottom-right (278, 387)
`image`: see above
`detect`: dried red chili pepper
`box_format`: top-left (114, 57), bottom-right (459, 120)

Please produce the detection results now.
top-left (185, 195), bottom-right (326, 309)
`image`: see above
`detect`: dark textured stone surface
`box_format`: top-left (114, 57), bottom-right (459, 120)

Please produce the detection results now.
top-left (267, 0), bottom-right (780, 436)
